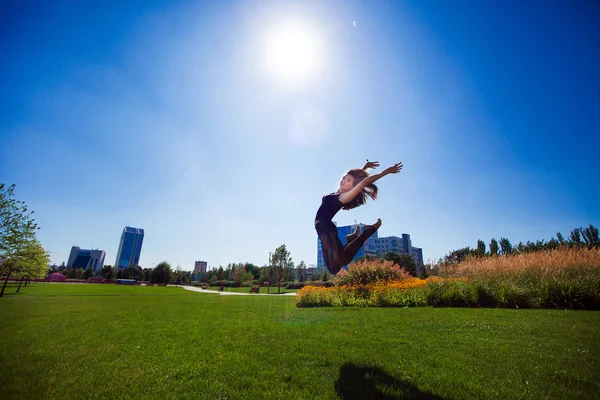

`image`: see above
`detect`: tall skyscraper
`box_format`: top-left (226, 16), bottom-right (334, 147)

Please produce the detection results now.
top-left (115, 226), bottom-right (144, 269)
top-left (67, 246), bottom-right (106, 272)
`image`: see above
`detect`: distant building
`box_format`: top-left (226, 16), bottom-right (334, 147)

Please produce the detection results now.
top-left (317, 221), bottom-right (423, 273)
top-left (194, 261), bottom-right (208, 274)
top-left (115, 226), bottom-right (144, 269)
top-left (411, 247), bottom-right (424, 275)
top-left (67, 246), bottom-right (106, 272)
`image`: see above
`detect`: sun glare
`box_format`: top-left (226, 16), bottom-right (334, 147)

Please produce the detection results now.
top-left (264, 20), bottom-right (323, 87)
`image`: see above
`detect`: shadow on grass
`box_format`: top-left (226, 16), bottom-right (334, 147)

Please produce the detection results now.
top-left (335, 363), bottom-right (446, 400)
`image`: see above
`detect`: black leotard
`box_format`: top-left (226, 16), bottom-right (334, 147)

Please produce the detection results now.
top-left (314, 193), bottom-right (343, 233)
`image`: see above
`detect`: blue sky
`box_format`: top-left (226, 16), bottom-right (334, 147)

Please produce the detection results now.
top-left (1, 0), bottom-right (598, 270)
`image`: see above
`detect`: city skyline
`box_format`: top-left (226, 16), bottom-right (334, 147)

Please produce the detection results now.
top-left (1, 1), bottom-right (598, 270)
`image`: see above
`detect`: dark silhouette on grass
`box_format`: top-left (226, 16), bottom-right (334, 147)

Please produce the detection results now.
top-left (335, 363), bottom-right (446, 400)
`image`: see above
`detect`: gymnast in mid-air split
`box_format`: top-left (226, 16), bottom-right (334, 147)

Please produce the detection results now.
top-left (314, 159), bottom-right (403, 274)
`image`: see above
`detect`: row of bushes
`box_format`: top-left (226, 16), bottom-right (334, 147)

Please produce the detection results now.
top-left (208, 280), bottom-right (334, 288)
top-left (296, 248), bottom-right (600, 309)
top-left (296, 278), bottom-right (600, 309)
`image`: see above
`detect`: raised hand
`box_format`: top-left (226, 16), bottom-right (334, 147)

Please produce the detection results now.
top-left (383, 162), bottom-right (403, 175)
top-left (363, 159), bottom-right (380, 170)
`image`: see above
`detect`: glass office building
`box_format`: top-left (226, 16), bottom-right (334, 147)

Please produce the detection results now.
top-left (67, 246), bottom-right (106, 272)
top-left (115, 226), bottom-right (144, 269)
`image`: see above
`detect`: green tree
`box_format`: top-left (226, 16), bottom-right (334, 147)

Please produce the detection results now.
top-left (489, 238), bottom-right (499, 256)
top-left (556, 232), bottom-right (566, 246)
top-left (83, 268), bottom-right (93, 280)
top-left (75, 268), bottom-right (84, 279)
top-left (444, 247), bottom-right (473, 265)
top-left (398, 254), bottom-right (417, 276)
top-left (383, 252), bottom-right (401, 266)
top-left (297, 260), bottom-right (307, 282)
top-left (569, 228), bottom-right (582, 246)
top-left (582, 224), bottom-right (599, 247)
top-left (99, 265), bottom-right (115, 281)
top-left (0, 184), bottom-right (43, 297)
top-left (151, 261), bottom-right (172, 284)
top-left (13, 239), bottom-right (50, 293)
top-left (384, 252), bottom-right (417, 276)
top-left (271, 244), bottom-right (292, 293)
top-left (499, 237), bottom-right (512, 255)
top-left (476, 240), bottom-right (486, 257)
top-left (142, 268), bottom-right (153, 282)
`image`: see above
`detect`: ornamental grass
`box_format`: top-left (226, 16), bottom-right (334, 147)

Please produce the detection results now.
top-left (296, 248), bottom-right (600, 309)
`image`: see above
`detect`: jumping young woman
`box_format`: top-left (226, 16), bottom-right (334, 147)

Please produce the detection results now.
top-left (315, 160), bottom-right (403, 274)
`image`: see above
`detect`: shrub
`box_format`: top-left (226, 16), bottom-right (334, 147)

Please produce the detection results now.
top-left (286, 282), bottom-right (305, 289)
top-left (334, 259), bottom-right (411, 286)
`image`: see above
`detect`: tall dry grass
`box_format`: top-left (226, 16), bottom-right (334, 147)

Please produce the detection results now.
top-left (445, 247), bottom-right (600, 280)
top-left (435, 247), bottom-right (600, 309)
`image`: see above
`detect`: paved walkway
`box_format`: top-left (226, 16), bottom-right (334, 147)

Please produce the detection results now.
top-left (181, 285), bottom-right (296, 296)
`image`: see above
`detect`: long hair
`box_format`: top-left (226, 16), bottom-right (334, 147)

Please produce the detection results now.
top-left (342, 168), bottom-right (378, 210)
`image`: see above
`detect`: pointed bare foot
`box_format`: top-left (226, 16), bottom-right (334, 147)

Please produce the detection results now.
top-left (365, 218), bottom-right (382, 232)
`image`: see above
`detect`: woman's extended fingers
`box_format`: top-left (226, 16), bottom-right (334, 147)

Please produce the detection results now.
top-left (388, 162), bottom-right (403, 173)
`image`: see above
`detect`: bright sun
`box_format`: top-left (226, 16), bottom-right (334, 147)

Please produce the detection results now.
top-left (264, 20), bottom-right (323, 86)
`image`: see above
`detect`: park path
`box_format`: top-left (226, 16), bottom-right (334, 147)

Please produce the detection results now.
top-left (180, 285), bottom-right (296, 296)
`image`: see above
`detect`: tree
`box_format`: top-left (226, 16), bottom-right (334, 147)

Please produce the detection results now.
top-left (151, 261), bottom-right (172, 284)
top-left (582, 224), bottom-right (599, 247)
top-left (499, 237), bottom-right (512, 255)
top-left (398, 254), bottom-right (417, 276)
top-left (99, 265), bottom-right (115, 281)
top-left (297, 261), bottom-right (307, 282)
top-left (383, 252), bottom-right (401, 265)
top-left (556, 232), bottom-right (566, 246)
top-left (142, 268), bottom-right (153, 282)
top-left (75, 268), bottom-right (84, 279)
top-left (0, 184), bottom-right (42, 297)
top-left (13, 239), bottom-right (50, 293)
top-left (476, 240), bottom-right (486, 257)
top-left (489, 238), bottom-right (499, 256)
top-left (83, 268), bottom-right (93, 280)
top-left (271, 244), bottom-right (292, 293)
top-left (444, 247), bottom-right (473, 265)
top-left (569, 228), bottom-right (582, 246)
top-left (233, 267), bottom-right (253, 285)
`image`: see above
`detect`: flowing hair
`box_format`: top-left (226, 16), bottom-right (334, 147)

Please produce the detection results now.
top-left (342, 168), bottom-right (378, 210)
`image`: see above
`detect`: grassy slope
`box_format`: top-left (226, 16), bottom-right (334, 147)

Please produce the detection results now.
top-left (0, 284), bottom-right (598, 400)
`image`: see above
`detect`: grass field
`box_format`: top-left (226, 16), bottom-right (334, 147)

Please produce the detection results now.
top-left (1, 284), bottom-right (599, 399)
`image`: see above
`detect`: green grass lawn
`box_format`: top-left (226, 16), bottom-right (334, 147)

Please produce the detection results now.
top-left (1, 284), bottom-right (598, 400)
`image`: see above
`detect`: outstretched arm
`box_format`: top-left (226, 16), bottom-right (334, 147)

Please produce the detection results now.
top-left (339, 162), bottom-right (403, 205)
